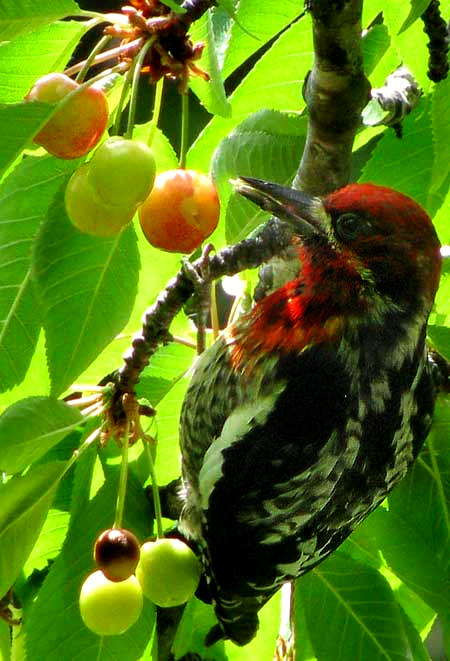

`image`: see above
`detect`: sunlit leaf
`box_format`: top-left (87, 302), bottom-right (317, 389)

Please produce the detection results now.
top-left (0, 155), bottom-right (79, 393)
top-left (32, 186), bottom-right (140, 396)
top-left (0, 396), bottom-right (82, 473)
top-left (298, 553), bottom-right (413, 660)
top-left (187, 16), bottom-right (312, 176)
top-left (0, 460), bottom-right (67, 598)
top-left (0, 0), bottom-right (81, 43)
top-left (0, 102), bottom-right (54, 178)
top-left (0, 21), bottom-right (87, 103)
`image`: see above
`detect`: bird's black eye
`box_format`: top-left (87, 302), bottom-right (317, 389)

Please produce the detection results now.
top-left (335, 212), bottom-right (362, 242)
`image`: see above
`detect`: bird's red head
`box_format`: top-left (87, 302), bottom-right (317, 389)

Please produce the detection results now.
top-left (231, 178), bottom-right (442, 360)
top-left (323, 183), bottom-right (441, 304)
top-left (235, 177), bottom-right (441, 308)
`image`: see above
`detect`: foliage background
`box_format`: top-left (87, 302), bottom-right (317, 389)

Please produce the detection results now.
top-left (0, 1), bottom-right (449, 659)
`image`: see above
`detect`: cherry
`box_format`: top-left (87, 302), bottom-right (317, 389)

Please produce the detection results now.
top-left (138, 169), bottom-right (220, 253)
top-left (79, 570), bottom-right (143, 636)
top-left (65, 164), bottom-right (136, 237)
top-left (94, 528), bottom-right (141, 582)
top-left (25, 73), bottom-right (108, 159)
top-left (136, 538), bottom-right (201, 607)
top-left (88, 137), bottom-right (156, 208)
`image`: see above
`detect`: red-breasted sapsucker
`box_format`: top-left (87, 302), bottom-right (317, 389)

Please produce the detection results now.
top-left (178, 178), bottom-right (442, 646)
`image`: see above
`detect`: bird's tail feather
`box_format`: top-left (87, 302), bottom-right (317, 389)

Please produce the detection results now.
top-left (205, 591), bottom-right (273, 646)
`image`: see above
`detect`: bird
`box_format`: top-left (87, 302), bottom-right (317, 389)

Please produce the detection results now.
top-left (177, 177), bottom-right (442, 646)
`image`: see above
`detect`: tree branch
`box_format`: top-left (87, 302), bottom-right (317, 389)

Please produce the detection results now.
top-left (116, 219), bottom-right (293, 395)
top-left (293, 0), bottom-right (370, 195)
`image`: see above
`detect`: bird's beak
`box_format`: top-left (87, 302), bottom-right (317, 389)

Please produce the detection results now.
top-left (233, 176), bottom-right (325, 238)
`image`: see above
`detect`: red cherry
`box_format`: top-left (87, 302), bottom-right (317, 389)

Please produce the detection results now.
top-left (25, 73), bottom-right (108, 159)
top-left (94, 528), bottom-right (141, 582)
top-left (138, 169), bottom-right (220, 253)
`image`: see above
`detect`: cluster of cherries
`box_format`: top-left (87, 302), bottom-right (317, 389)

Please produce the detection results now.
top-left (25, 73), bottom-right (220, 252)
top-left (80, 528), bottom-right (201, 636)
top-left (23, 70), bottom-right (216, 635)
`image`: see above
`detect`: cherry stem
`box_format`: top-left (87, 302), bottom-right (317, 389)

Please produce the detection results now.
top-left (113, 424), bottom-right (130, 529)
top-left (78, 63), bottom-right (128, 88)
top-left (147, 78), bottom-right (164, 148)
top-left (179, 92), bottom-right (189, 169)
top-left (172, 335), bottom-right (197, 349)
top-left (210, 282), bottom-right (220, 340)
top-left (66, 393), bottom-right (102, 408)
top-left (113, 67), bottom-right (134, 136)
top-left (126, 37), bottom-right (156, 140)
top-left (64, 38), bottom-right (144, 78)
top-left (76, 34), bottom-right (113, 83)
top-left (64, 426), bottom-right (102, 476)
top-left (144, 440), bottom-right (164, 539)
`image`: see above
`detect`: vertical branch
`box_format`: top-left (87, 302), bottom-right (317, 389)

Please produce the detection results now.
top-left (293, 0), bottom-right (370, 195)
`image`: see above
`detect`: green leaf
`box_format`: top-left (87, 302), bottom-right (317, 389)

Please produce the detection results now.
top-left (442, 611), bottom-right (450, 658)
top-left (0, 460), bottom-right (67, 598)
top-left (0, 331), bottom-right (50, 413)
top-left (220, 0), bottom-right (301, 81)
top-left (189, 11), bottom-right (232, 117)
top-left (173, 598), bottom-right (227, 660)
top-left (132, 123), bottom-right (178, 174)
top-left (23, 508), bottom-right (70, 576)
top-left (346, 527), bottom-right (437, 645)
top-left (360, 99), bottom-right (435, 211)
top-left (395, 583), bottom-right (435, 647)
top-left (0, 155), bottom-right (78, 393)
top-left (292, 593), bottom-right (316, 661)
top-left (159, 0), bottom-right (186, 14)
top-left (429, 269), bottom-right (450, 359)
top-left (211, 109), bottom-right (307, 243)
top-left (0, 0), bottom-right (81, 43)
top-left (153, 376), bottom-right (189, 486)
top-left (362, 25), bottom-right (391, 77)
top-left (0, 396), bottom-right (82, 474)
top-left (430, 182), bottom-right (450, 245)
top-left (136, 342), bottom-right (195, 406)
top-left (353, 399), bottom-right (450, 617)
top-left (187, 16), bottom-right (313, 176)
top-left (430, 76), bottom-right (450, 194)
top-left (216, 0), bottom-right (236, 15)
top-left (383, 6), bottom-right (431, 90)
top-left (382, 3), bottom-right (426, 36)
top-left (298, 552), bottom-right (413, 660)
top-left (0, 102), bottom-right (55, 178)
top-left (24, 459), bottom-right (155, 661)
top-left (398, 0), bottom-right (432, 34)
top-left (0, 620), bottom-right (10, 661)
top-left (32, 186), bottom-right (140, 396)
top-left (18, 428), bottom-right (83, 582)
top-left (399, 607), bottom-right (431, 661)
top-left (427, 325), bottom-right (450, 361)
top-left (0, 21), bottom-right (87, 103)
